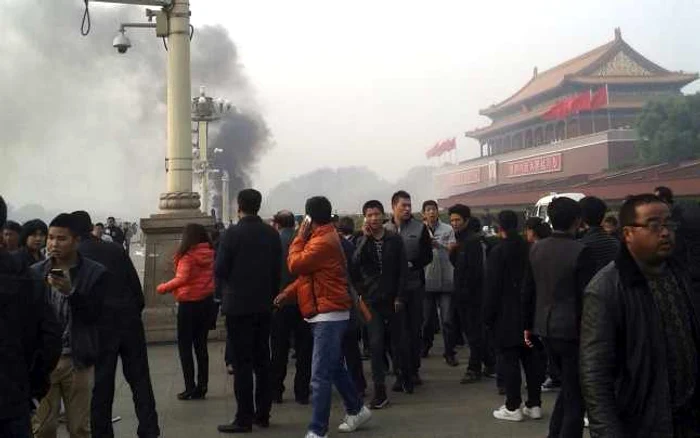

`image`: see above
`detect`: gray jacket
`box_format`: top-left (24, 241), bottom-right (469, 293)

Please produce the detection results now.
top-left (424, 221), bottom-right (455, 293)
top-left (385, 217), bottom-right (433, 292)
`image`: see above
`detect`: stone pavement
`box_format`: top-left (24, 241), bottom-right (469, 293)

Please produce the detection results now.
top-left (63, 340), bottom-right (591, 438)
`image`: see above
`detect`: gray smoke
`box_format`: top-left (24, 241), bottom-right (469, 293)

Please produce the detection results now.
top-left (0, 1), bottom-right (270, 220)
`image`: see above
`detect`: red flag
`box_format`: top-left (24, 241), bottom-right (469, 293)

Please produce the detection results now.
top-left (542, 96), bottom-right (576, 120)
top-left (444, 137), bottom-right (456, 152)
top-left (425, 142), bottom-right (439, 158)
top-left (571, 91), bottom-right (592, 113)
top-left (591, 86), bottom-right (608, 110)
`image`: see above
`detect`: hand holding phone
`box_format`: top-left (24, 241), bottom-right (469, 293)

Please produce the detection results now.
top-left (299, 215), bottom-right (313, 240)
top-left (47, 269), bottom-right (71, 295)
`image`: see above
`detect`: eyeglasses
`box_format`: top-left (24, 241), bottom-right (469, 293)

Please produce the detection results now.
top-left (628, 220), bottom-right (679, 233)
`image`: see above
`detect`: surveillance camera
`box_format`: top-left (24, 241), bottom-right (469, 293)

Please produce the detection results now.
top-left (112, 31), bottom-right (132, 54)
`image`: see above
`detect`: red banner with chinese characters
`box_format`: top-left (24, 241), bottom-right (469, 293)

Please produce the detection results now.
top-left (440, 167), bottom-right (481, 188)
top-left (505, 153), bottom-right (562, 178)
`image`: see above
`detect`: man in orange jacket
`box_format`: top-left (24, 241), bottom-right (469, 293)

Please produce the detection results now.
top-left (275, 196), bottom-right (371, 438)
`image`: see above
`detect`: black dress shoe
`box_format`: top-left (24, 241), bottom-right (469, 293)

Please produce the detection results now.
top-left (177, 389), bottom-right (196, 400)
top-left (217, 422), bottom-right (252, 433)
top-left (391, 378), bottom-right (404, 393)
top-left (254, 417), bottom-right (270, 428)
top-left (191, 386), bottom-right (207, 400)
top-left (411, 374), bottom-right (423, 386)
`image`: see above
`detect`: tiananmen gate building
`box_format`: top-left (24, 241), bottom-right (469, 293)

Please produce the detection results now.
top-left (437, 28), bottom-right (699, 212)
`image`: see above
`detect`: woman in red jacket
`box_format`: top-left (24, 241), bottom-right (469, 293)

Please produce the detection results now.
top-left (157, 223), bottom-right (215, 400)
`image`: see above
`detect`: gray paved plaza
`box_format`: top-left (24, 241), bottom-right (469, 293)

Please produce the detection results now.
top-left (61, 339), bottom-right (592, 438)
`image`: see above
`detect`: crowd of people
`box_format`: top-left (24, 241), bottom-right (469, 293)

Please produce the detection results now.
top-left (0, 184), bottom-right (698, 438)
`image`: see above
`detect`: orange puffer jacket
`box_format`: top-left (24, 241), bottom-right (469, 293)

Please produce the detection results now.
top-left (157, 243), bottom-right (215, 302)
top-left (282, 224), bottom-right (351, 318)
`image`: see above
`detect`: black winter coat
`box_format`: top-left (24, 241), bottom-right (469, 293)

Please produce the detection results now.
top-left (350, 231), bottom-right (408, 307)
top-left (483, 233), bottom-right (529, 348)
top-left (450, 229), bottom-right (484, 304)
top-left (215, 216), bottom-right (282, 316)
top-left (580, 244), bottom-right (700, 438)
top-left (0, 250), bottom-right (61, 420)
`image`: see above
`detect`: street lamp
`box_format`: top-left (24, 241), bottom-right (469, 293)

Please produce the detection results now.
top-left (191, 86), bottom-right (235, 222)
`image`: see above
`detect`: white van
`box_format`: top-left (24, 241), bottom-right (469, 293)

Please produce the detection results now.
top-left (532, 192), bottom-right (586, 224)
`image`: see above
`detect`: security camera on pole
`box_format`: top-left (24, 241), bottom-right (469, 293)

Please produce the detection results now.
top-left (83, 0), bottom-right (216, 342)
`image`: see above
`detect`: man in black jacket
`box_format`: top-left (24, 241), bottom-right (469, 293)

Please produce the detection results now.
top-left (484, 210), bottom-right (544, 422)
top-left (269, 210), bottom-right (312, 405)
top-left (385, 191), bottom-right (432, 387)
top-left (31, 213), bottom-right (107, 438)
top-left (581, 194), bottom-right (700, 437)
top-left (522, 197), bottom-right (596, 438)
top-left (351, 200), bottom-right (408, 407)
top-left (579, 196), bottom-right (620, 273)
top-left (71, 211), bottom-right (160, 438)
top-left (0, 196), bottom-right (61, 438)
top-left (216, 189), bottom-right (282, 434)
top-left (449, 204), bottom-right (495, 384)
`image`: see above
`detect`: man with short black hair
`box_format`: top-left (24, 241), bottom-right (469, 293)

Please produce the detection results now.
top-left (269, 210), bottom-right (312, 405)
top-left (386, 191), bottom-right (432, 389)
top-left (449, 204), bottom-right (496, 384)
top-left (92, 223), bottom-right (113, 243)
top-left (581, 194), bottom-right (700, 436)
top-left (485, 210), bottom-right (544, 422)
top-left (31, 213), bottom-right (107, 438)
top-left (16, 219), bottom-right (48, 267)
top-left (71, 211), bottom-right (160, 438)
top-left (523, 197), bottom-right (596, 438)
top-left (217, 189), bottom-right (282, 433)
top-left (352, 200), bottom-right (408, 407)
top-left (3, 220), bottom-right (22, 252)
top-left (421, 200), bottom-right (457, 366)
top-left (104, 217), bottom-right (125, 247)
top-left (579, 196), bottom-right (620, 273)
top-left (0, 196), bottom-right (61, 438)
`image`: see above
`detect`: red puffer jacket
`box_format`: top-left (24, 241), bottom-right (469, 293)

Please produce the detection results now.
top-left (157, 243), bottom-right (215, 302)
top-left (280, 224), bottom-right (352, 318)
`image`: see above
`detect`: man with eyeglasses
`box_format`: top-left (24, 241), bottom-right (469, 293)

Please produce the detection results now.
top-left (581, 194), bottom-right (700, 437)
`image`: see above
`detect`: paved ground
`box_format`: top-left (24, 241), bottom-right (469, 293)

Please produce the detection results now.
top-left (53, 338), bottom-right (593, 438)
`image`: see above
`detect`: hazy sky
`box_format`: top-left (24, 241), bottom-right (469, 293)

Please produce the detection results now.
top-left (3, 0), bottom-right (700, 218)
top-left (189, 0), bottom-right (700, 193)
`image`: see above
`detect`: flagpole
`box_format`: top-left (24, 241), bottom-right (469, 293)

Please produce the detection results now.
top-left (606, 83), bottom-right (612, 130)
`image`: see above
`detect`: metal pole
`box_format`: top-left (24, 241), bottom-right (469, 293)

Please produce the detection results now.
top-left (221, 170), bottom-right (230, 225)
top-left (198, 121), bottom-right (209, 214)
top-left (160, 0), bottom-right (199, 210)
top-left (91, 0), bottom-right (171, 6)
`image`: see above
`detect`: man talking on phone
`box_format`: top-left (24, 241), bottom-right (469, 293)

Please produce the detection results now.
top-left (30, 213), bottom-right (107, 438)
top-left (385, 191), bottom-right (433, 388)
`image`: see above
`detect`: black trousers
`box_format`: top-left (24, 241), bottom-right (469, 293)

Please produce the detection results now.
top-left (342, 323), bottom-right (367, 395)
top-left (0, 414), bottom-right (31, 438)
top-left (367, 304), bottom-right (404, 385)
top-left (455, 299), bottom-right (495, 373)
top-left (499, 344), bottom-right (545, 411)
top-left (92, 311), bottom-right (160, 438)
top-left (422, 291), bottom-right (455, 358)
top-left (177, 298), bottom-right (212, 392)
top-left (544, 338), bottom-right (584, 438)
top-left (227, 312), bottom-right (272, 427)
top-left (270, 306), bottom-right (312, 401)
top-left (401, 287), bottom-right (424, 376)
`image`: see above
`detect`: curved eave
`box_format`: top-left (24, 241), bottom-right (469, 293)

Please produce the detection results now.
top-left (566, 74), bottom-right (699, 86)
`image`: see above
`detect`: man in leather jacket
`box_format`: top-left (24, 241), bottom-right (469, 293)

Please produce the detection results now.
top-left (580, 194), bottom-right (700, 437)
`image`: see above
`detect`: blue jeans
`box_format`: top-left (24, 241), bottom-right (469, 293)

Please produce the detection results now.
top-left (309, 320), bottom-right (363, 437)
top-left (0, 414), bottom-right (31, 438)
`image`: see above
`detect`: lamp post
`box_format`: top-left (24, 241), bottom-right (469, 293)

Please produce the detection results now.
top-left (191, 86), bottom-right (234, 221)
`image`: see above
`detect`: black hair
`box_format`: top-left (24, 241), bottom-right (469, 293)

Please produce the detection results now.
top-left (653, 186), bottom-right (674, 205)
top-left (579, 196), bottom-right (608, 227)
top-left (237, 189), bottom-right (262, 215)
top-left (176, 223), bottom-right (212, 257)
top-left (305, 196), bottom-right (333, 225)
top-left (525, 217), bottom-right (552, 239)
top-left (49, 214), bottom-right (78, 236)
top-left (107, 216), bottom-right (115, 221)
top-left (422, 200), bottom-right (439, 212)
top-left (338, 217), bottom-right (355, 236)
top-left (0, 195), bottom-right (6, 229)
top-left (362, 200), bottom-right (385, 215)
top-left (71, 211), bottom-right (93, 236)
top-left (391, 190), bottom-right (411, 207)
top-left (619, 194), bottom-right (665, 227)
top-left (497, 210), bottom-right (519, 232)
top-left (602, 216), bottom-right (618, 227)
top-left (273, 210), bottom-right (296, 229)
top-left (448, 204), bottom-right (471, 220)
top-left (20, 219), bottom-right (48, 246)
top-left (547, 197), bottom-right (582, 232)
top-left (468, 217), bottom-right (482, 232)
top-left (3, 220), bottom-right (21, 234)
top-left (94, 222), bottom-right (105, 228)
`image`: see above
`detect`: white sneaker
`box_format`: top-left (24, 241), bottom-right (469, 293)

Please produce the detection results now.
top-left (338, 406), bottom-right (372, 432)
top-left (493, 405), bottom-right (524, 422)
top-left (522, 406), bottom-right (542, 420)
top-left (305, 431), bottom-right (328, 438)
top-left (584, 415), bottom-right (590, 428)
